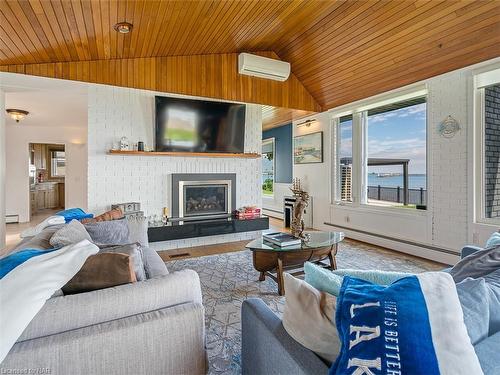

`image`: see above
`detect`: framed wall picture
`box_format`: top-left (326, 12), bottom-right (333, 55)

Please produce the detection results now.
top-left (293, 131), bottom-right (323, 164)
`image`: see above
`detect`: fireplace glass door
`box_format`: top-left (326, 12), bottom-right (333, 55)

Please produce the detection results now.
top-left (183, 184), bottom-right (228, 217)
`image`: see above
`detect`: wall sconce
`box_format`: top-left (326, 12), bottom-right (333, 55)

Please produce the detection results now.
top-left (296, 119), bottom-right (316, 128)
top-left (6, 109), bottom-right (29, 122)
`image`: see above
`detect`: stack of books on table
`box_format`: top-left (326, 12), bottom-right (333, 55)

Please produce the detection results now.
top-left (234, 206), bottom-right (261, 219)
top-left (263, 232), bottom-right (302, 247)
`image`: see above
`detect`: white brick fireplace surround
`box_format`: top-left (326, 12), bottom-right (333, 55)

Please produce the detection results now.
top-left (87, 85), bottom-right (263, 251)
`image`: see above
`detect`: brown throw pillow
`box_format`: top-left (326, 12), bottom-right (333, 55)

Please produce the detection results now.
top-left (81, 208), bottom-right (124, 224)
top-left (62, 252), bottom-right (136, 295)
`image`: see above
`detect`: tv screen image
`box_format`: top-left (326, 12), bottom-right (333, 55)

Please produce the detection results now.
top-left (155, 96), bottom-right (246, 153)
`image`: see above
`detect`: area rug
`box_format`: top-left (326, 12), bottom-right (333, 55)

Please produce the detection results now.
top-left (166, 239), bottom-right (442, 374)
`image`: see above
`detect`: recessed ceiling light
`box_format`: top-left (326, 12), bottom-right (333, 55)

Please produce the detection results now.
top-left (6, 108), bottom-right (29, 122)
top-left (113, 22), bottom-right (133, 34)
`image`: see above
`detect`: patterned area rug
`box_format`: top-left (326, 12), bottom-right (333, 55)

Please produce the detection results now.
top-left (167, 239), bottom-right (441, 374)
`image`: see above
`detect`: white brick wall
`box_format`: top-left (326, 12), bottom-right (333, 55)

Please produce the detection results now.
top-left (87, 85), bottom-right (262, 251)
top-left (427, 70), bottom-right (469, 250)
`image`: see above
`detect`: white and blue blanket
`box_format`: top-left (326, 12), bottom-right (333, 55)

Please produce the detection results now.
top-left (331, 272), bottom-right (483, 375)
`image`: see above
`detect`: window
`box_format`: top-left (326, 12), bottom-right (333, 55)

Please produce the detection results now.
top-left (337, 115), bottom-right (353, 202)
top-left (50, 151), bottom-right (66, 177)
top-left (333, 93), bottom-right (427, 210)
top-left (262, 138), bottom-right (275, 196)
top-left (483, 83), bottom-right (500, 220)
top-left (365, 98), bottom-right (427, 209)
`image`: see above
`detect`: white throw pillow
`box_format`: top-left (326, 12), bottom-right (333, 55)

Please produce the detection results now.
top-left (0, 240), bottom-right (99, 362)
top-left (282, 273), bottom-right (340, 363)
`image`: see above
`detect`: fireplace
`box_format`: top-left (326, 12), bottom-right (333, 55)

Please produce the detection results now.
top-left (171, 173), bottom-right (236, 221)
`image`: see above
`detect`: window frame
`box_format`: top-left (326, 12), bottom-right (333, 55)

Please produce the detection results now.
top-left (262, 137), bottom-right (276, 198)
top-left (474, 68), bottom-right (500, 224)
top-left (332, 89), bottom-right (429, 214)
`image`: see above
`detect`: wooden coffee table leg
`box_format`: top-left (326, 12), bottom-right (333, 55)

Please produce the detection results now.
top-left (259, 272), bottom-right (266, 281)
top-left (277, 257), bottom-right (285, 296)
top-left (328, 244), bottom-right (338, 270)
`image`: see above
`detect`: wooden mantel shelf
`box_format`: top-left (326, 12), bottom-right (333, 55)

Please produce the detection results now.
top-left (108, 150), bottom-right (261, 159)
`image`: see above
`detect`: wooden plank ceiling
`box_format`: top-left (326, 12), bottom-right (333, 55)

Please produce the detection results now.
top-left (1, 0), bottom-right (500, 127)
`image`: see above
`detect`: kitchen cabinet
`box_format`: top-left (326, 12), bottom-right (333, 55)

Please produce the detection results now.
top-left (33, 183), bottom-right (59, 211)
top-left (33, 144), bottom-right (47, 170)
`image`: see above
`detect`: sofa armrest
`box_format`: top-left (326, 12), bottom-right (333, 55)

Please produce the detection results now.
top-left (19, 269), bottom-right (202, 342)
top-left (474, 331), bottom-right (500, 375)
top-left (4, 302), bottom-right (207, 375)
top-left (241, 298), bottom-right (328, 375)
top-left (461, 245), bottom-right (483, 259)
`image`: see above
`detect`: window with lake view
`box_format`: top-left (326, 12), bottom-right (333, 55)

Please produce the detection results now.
top-left (366, 98), bottom-right (427, 209)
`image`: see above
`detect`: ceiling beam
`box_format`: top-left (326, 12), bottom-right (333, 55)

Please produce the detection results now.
top-left (0, 52), bottom-right (321, 112)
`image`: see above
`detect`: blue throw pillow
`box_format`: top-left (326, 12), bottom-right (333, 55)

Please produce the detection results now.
top-left (56, 208), bottom-right (93, 223)
top-left (330, 273), bottom-right (482, 375)
top-left (304, 262), bottom-right (411, 296)
top-left (486, 232), bottom-right (500, 248)
top-left (0, 248), bottom-right (56, 279)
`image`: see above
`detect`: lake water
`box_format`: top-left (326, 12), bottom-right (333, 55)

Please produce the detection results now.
top-left (368, 174), bottom-right (426, 189)
top-left (262, 173), bottom-right (427, 189)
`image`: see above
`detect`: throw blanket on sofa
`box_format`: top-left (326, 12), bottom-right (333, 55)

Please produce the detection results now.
top-left (331, 272), bottom-right (483, 375)
top-left (0, 240), bottom-right (99, 363)
top-left (20, 208), bottom-right (94, 238)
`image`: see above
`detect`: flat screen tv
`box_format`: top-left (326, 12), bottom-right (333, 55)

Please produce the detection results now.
top-left (155, 96), bottom-right (246, 153)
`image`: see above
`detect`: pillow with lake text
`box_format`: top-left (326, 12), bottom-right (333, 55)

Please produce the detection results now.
top-left (330, 272), bottom-right (482, 375)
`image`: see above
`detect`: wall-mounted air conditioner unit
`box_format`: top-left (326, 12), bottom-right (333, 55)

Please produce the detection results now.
top-left (238, 53), bottom-right (291, 82)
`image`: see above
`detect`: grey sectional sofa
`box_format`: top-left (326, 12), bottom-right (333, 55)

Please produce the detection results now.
top-left (1, 228), bottom-right (207, 375)
top-left (241, 247), bottom-right (500, 375)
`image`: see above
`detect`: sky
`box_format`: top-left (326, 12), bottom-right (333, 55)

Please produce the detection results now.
top-left (339, 103), bottom-right (427, 174)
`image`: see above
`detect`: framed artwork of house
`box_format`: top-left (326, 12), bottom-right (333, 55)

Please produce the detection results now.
top-left (293, 131), bottom-right (323, 164)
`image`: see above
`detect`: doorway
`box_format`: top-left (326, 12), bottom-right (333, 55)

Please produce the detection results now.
top-left (29, 143), bottom-right (66, 220)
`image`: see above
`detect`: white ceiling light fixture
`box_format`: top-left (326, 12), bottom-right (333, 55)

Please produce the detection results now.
top-left (6, 108), bottom-right (29, 122)
top-left (238, 53), bottom-right (291, 82)
top-left (296, 119), bottom-right (316, 128)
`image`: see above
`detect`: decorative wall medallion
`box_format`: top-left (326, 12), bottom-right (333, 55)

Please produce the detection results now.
top-left (438, 115), bottom-right (460, 138)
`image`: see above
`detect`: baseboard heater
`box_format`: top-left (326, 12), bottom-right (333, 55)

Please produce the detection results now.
top-left (324, 222), bottom-right (458, 256)
top-left (5, 215), bottom-right (19, 224)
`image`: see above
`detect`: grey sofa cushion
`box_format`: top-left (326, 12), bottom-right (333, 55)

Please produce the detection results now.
top-left (99, 243), bottom-right (146, 281)
top-left (450, 245), bottom-right (500, 282)
top-left (141, 246), bottom-right (168, 279)
top-left (127, 216), bottom-right (149, 247)
top-left (49, 220), bottom-right (92, 248)
top-left (84, 219), bottom-right (130, 246)
top-left (19, 269), bottom-right (202, 342)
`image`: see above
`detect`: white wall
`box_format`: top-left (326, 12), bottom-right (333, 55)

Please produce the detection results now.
top-left (293, 111), bottom-right (332, 231)
top-left (87, 85), bottom-right (263, 251)
top-left (5, 125), bottom-right (88, 222)
top-left (262, 182), bottom-right (292, 219)
top-left (293, 59), bottom-right (500, 264)
top-left (0, 90), bottom-right (5, 250)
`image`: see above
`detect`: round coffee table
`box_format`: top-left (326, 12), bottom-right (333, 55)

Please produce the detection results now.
top-left (246, 231), bottom-right (344, 295)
